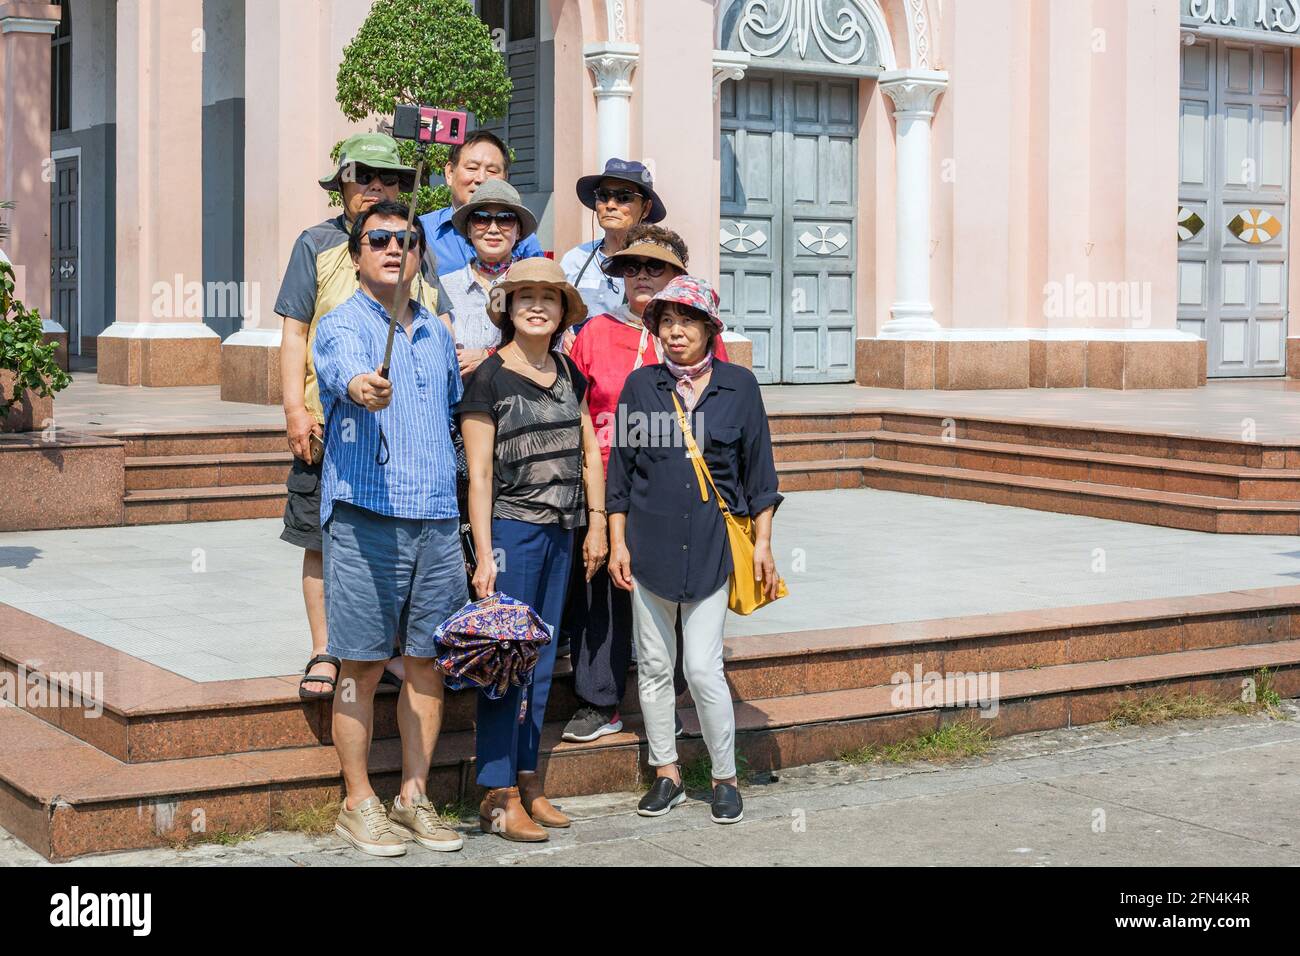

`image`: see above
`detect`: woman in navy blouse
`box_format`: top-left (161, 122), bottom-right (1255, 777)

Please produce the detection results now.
top-left (606, 275), bottom-right (782, 825)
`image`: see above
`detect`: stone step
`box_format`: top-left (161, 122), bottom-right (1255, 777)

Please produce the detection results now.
top-left (773, 430), bottom-right (1300, 499)
top-left (4, 588), bottom-right (1294, 762)
top-left (779, 457), bottom-right (1300, 533)
top-left (767, 409), bottom-right (1300, 469)
top-left (96, 427), bottom-right (288, 459)
top-left (125, 452), bottom-right (293, 491)
top-left (123, 483), bottom-right (287, 524)
top-left (4, 640), bottom-right (1297, 859)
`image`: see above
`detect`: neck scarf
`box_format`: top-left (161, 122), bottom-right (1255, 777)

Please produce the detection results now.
top-left (665, 352), bottom-right (713, 411)
top-left (472, 256), bottom-right (512, 278)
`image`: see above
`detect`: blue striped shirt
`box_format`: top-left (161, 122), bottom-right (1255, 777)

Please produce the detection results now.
top-left (313, 289), bottom-right (462, 525)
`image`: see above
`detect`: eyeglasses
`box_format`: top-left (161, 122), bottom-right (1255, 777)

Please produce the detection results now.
top-left (364, 229), bottom-right (422, 251)
top-left (353, 168), bottom-right (401, 188)
top-left (595, 187), bottom-right (642, 205)
top-left (610, 256), bottom-right (668, 278)
top-left (469, 210), bottom-right (520, 229)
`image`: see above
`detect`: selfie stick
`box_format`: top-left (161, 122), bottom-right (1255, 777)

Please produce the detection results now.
top-left (379, 145), bottom-right (428, 380)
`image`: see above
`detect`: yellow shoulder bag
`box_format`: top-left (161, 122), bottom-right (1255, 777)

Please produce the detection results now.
top-left (670, 393), bottom-right (787, 615)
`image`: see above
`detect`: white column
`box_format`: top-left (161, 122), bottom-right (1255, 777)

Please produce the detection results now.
top-left (878, 69), bottom-right (948, 337)
top-left (584, 42), bottom-right (638, 166)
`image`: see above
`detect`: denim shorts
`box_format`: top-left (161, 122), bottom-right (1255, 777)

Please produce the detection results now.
top-left (323, 501), bottom-right (469, 661)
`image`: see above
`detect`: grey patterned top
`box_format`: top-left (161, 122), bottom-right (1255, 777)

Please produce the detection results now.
top-left (438, 263), bottom-right (504, 352)
top-left (458, 352), bottom-right (589, 528)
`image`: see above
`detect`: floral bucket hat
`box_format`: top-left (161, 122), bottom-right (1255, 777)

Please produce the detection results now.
top-left (641, 275), bottom-right (725, 335)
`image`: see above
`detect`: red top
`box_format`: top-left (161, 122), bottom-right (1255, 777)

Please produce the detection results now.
top-left (569, 312), bottom-right (728, 473)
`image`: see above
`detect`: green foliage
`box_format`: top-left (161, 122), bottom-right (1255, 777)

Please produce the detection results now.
top-left (333, 0), bottom-right (513, 215)
top-left (0, 260), bottom-right (71, 421)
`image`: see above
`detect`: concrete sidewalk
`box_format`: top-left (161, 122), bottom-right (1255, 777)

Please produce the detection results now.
top-left (4, 705), bottom-right (1296, 867)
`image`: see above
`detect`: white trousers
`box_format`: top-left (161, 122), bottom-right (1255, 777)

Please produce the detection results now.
top-left (631, 579), bottom-right (735, 780)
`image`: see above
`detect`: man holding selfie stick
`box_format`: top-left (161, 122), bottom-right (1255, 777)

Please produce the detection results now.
top-left (313, 199), bottom-right (467, 857)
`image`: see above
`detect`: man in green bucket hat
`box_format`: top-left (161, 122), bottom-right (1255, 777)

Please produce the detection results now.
top-left (276, 131), bottom-right (445, 702)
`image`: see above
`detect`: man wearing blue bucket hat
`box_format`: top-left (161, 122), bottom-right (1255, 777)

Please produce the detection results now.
top-left (559, 158), bottom-right (667, 324)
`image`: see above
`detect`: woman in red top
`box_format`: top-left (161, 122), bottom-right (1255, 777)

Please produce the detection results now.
top-left (559, 224), bottom-right (728, 743)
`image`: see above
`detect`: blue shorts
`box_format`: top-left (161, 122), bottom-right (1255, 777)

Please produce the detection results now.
top-left (323, 501), bottom-right (469, 661)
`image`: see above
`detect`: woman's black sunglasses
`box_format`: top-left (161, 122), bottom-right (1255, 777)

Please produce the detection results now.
top-left (469, 210), bottom-right (520, 229)
top-left (364, 229), bottom-right (422, 251)
top-left (609, 256), bottom-right (668, 278)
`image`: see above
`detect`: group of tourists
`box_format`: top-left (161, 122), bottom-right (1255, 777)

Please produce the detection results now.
top-left (276, 129), bottom-right (782, 858)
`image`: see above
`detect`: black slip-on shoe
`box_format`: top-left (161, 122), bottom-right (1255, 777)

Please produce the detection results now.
top-left (710, 783), bottom-right (743, 824)
top-left (637, 776), bottom-right (686, 817)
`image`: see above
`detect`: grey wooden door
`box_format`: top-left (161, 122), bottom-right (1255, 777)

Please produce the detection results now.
top-left (50, 156), bottom-right (79, 354)
top-left (1178, 37), bottom-right (1289, 376)
top-left (720, 74), bottom-right (784, 383)
top-left (720, 73), bottom-right (857, 383)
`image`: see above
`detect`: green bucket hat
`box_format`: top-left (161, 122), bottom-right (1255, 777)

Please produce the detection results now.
top-left (319, 133), bottom-right (417, 193)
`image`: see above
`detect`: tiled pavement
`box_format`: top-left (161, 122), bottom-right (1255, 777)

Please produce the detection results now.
top-left (53, 372), bottom-right (1300, 442)
top-left (1, 487), bottom-right (1299, 683)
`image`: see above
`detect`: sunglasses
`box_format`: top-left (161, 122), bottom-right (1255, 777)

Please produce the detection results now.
top-left (469, 210), bottom-right (520, 229)
top-left (353, 168), bottom-right (401, 188)
top-left (364, 229), bottom-right (422, 251)
top-left (594, 187), bottom-right (642, 205)
top-left (610, 256), bottom-right (668, 278)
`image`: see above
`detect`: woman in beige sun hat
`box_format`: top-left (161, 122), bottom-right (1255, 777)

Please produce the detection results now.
top-left (458, 256), bottom-right (608, 842)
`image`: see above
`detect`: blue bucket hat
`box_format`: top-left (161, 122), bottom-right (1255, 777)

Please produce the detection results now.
top-left (575, 158), bottom-right (667, 223)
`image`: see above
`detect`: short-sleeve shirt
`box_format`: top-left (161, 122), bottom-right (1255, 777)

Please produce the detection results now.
top-left (458, 352), bottom-right (589, 529)
top-left (437, 263), bottom-right (504, 352)
top-left (559, 239), bottom-right (625, 320)
top-left (570, 311), bottom-right (730, 474)
top-left (274, 214), bottom-right (445, 425)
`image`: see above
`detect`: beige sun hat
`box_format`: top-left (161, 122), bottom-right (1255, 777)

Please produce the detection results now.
top-left (450, 179), bottom-right (539, 239)
top-left (485, 257), bottom-right (587, 331)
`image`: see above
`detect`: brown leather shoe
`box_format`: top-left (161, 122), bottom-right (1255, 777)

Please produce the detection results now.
top-left (518, 771), bottom-right (571, 828)
top-left (479, 786), bottom-right (548, 842)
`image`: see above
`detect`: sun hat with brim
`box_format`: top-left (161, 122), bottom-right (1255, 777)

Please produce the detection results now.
top-left (450, 178), bottom-right (539, 239)
top-left (600, 235), bottom-right (687, 278)
top-left (576, 158), bottom-right (667, 224)
top-left (486, 257), bottom-right (587, 332)
top-left (319, 132), bottom-right (417, 192)
top-left (642, 275), bottom-right (724, 336)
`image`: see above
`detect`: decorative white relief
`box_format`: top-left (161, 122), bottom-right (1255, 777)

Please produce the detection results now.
top-left (798, 225), bottom-right (849, 254)
top-left (720, 221), bottom-right (768, 253)
top-left (585, 47), bottom-right (638, 97)
top-left (712, 49), bottom-right (751, 101)
top-left (738, 0), bottom-right (871, 65)
top-left (607, 0), bottom-right (629, 41)
top-left (909, 0), bottom-right (931, 70)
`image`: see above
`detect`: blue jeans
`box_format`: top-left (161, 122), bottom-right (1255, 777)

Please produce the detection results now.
top-left (476, 518), bottom-right (573, 788)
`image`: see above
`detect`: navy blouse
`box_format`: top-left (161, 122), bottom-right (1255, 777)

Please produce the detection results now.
top-left (606, 360), bottom-right (783, 603)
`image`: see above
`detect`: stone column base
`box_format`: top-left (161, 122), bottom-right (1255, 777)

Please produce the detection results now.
top-left (42, 320), bottom-right (68, 371)
top-left (0, 370), bottom-right (54, 433)
top-left (97, 323), bottom-right (222, 386)
top-left (858, 333), bottom-right (1204, 390)
top-left (1288, 337), bottom-right (1300, 379)
top-left (721, 330), bottom-right (752, 371)
top-left (220, 328), bottom-right (283, 405)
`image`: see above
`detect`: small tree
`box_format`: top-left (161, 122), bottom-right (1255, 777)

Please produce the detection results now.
top-left (334, 0), bottom-right (513, 214)
top-left (1, 260), bottom-right (71, 422)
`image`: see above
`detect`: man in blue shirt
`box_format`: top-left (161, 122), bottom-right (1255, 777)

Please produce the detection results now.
top-left (313, 199), bottom-right (468, 858)
top-left (419, 130), bottom-right (545, 274)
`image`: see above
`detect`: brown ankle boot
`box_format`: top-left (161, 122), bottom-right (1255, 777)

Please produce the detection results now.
top-left (479, 787), bottom-right (547, 842)
top-left (518, 772), bottom-right (571, 828)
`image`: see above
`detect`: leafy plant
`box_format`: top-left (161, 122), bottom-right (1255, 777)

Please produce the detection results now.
top-left (333, 0), bottom-right (513, 215)
top-left (0, 259), bottom-right (71, 422)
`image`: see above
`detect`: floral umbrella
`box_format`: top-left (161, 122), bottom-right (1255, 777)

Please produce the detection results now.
top-left (433, 592), bottom-right (552, 700)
